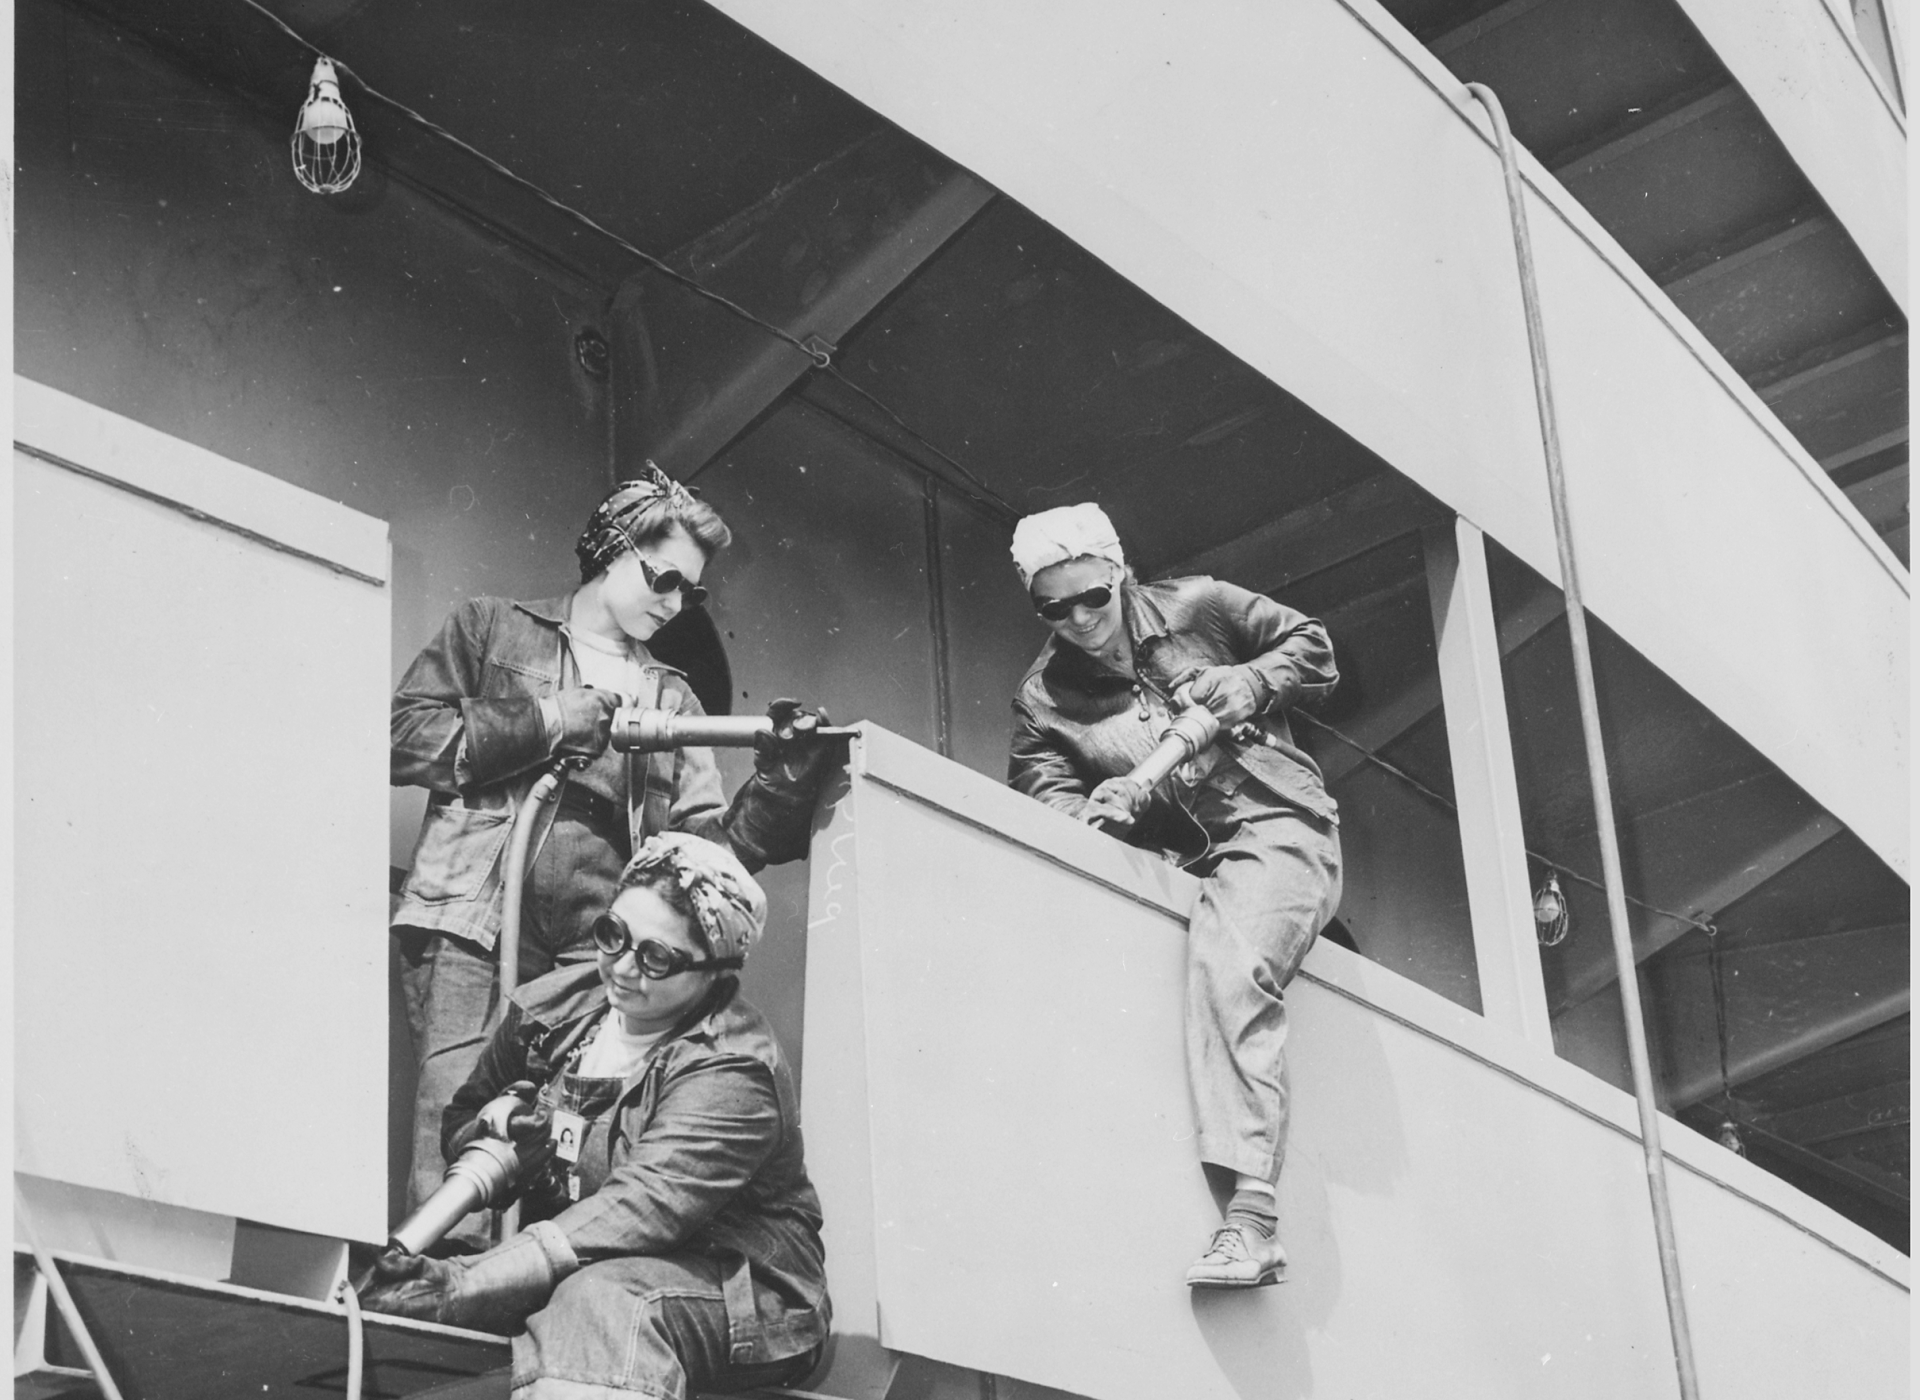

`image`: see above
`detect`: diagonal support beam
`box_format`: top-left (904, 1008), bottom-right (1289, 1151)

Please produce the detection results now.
top-left (1549, 85), bottom-right (1742, 182)
top-left (1677, 985), bottom-right (1911, 1112)
top-left (1152, 471), bottom-right (1449, 597)
top-left (1737, 1120), bottom-right (1910, 1214)
top-left (610, 128), bottom-right (995, 476)
top-left (1317, 577), bottom-right (1562, 785)
top-left (1756, 1080), bottom-right (1908, 1149)
top-left (1554, 794), bottom-right (1843, 1012)
top-left (1657, 923), bottom-right (1909, 1109)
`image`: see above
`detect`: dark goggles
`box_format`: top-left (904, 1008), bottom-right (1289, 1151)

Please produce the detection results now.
top-left (590, 912), bottom-right (741, 977)
top-left (1033, 584), bottom-right (1114, 622)
top-left (635, 555), bottom-right (709, 607)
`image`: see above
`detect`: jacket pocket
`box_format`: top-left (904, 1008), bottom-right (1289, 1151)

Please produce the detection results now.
top-left (480, 656), bottom-right (558, 700)
top-left (402, 801), bottom-right (513, 904)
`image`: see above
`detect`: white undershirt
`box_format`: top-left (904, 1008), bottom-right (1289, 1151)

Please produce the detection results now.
top-left (566, 626), bottom-right (647, 697)
top-left (541, 627), bottom-right (649, 748)
top-left (575, 1012), bottom-right (667, 1080)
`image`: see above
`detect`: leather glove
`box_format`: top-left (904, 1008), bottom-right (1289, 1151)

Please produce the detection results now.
top-left (1082, 776), bottom-right (1145, 833)
top-left (473, 1081), bottom-right (556, 1177)
top-left (726, 700), bottom-right (841, 870)
top-left (1184, 665), bottom-right (1266, 727)
top-left (752, 699), bottom-right (836, 790)
top-left (553, 687), bottom-right (621, 760)
top-left (357, 1223), bottom-right (575, 1335)
top-left (476, 1082), bottom-right (545, 1143)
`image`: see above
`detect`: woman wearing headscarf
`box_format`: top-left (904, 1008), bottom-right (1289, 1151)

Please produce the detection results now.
top-left (1006, 503), bottom-right (1342, 1289)
top-left (362, 833), bottom-right (829, 1399)
top-left (391, 465), bottom-right (832, 1251)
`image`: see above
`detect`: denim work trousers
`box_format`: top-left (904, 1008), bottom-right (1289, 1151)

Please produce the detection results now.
top-left (1182, 786), bottom-right (1343, 1183)
top-left (515, 1255), bottom-right (821, 1400)
top-left (399, 811), bottom-right (625, 1246)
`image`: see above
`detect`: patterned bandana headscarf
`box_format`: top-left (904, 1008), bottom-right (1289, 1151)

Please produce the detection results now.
top-left (619, 833), bottom-right (768, 966)
top-left (1009, 502), bottom-right (1127, 588)
top-left (575, 462), bottom-right (701, 582)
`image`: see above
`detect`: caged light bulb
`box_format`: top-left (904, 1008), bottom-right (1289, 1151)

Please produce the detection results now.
top-left (1532, 871), bottom-right (1569, 947)
top-left (291, 56), bottom-right (361, 194)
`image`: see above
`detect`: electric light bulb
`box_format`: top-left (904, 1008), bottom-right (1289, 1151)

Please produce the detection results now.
top-left (1533, 871), bottom-right (1569, 947)
top-left (291, 56), bottom-right (361, 194)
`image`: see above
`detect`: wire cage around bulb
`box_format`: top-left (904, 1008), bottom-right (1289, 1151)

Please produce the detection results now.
top-left (1532, 869), bottom-right (1570, 947)
top-left (291, 56), bottom-right (362, 195)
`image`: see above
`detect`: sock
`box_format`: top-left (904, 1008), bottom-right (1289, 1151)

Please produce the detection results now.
top-left (1225, 1186), bottom-right (1277, 1238)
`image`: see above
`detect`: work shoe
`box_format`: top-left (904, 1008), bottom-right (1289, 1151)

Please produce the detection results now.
top-left (1184, 1221), bottom-right (1288, 1289)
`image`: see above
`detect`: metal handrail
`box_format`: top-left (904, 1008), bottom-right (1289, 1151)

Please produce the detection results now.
top-left (1466, 81), bottom-right (1702, 1400)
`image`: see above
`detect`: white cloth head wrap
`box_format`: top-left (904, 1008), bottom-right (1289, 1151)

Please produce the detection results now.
top-left (620, 832), bottom-right (768, 965)
top-left (1009, 503), bottom-right (1127, 588)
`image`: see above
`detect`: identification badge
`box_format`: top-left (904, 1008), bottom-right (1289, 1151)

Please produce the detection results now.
top-left (550, 1109), bottom-right (587, 1164)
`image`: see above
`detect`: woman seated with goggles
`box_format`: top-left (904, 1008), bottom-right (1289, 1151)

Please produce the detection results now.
top-left (361, 832), bottom-right (830, 1399)
top-left (1006, 502), bottom-right (1342, 1291)
top-left (390, 464), bottom-right (834, 1253)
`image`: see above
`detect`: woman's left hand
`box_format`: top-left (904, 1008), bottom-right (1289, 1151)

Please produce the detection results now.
top-left (359, 1229), bottom-right (565, 1333)
top-left (1185, 666), bottom-right (1264, 726)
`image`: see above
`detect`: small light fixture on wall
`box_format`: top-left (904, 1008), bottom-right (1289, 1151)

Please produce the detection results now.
top-left (1715, 1119), bottom-right (1746, 1158)
top-left (1533, 870), bottom-right (1569, 947)
top-left (291, 56), bottom-right (361, 194)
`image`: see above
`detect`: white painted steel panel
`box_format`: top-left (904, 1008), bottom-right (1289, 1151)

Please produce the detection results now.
top-left (709, 0), bottom-right (1909, 879)
top-left (13, 389), bottom-right (391, 1243)
top-left (15, 378), bottom-right (390, 584)
top-left (1673, 0), bottom-right (1906, 308)
top-left (803, 727), bottom-right (1908, 1400)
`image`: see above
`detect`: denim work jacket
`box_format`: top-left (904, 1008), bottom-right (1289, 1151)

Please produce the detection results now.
top-left (1009, 576), bottom-right (1339, 848)
top-left (390, 595), bottom-right (727, 949)
top-left (447, 964), bottom-right (830, 1368)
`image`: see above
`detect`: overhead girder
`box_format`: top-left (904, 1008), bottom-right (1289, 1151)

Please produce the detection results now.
top-left (1314, 562), bottom-right (1562, 788)
top-left (1549, 778), bottom-right (1845, 1012)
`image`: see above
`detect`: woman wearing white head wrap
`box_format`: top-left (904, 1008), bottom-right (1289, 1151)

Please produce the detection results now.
top-left (362, 833), bottom-right (830, 1398)
top-left (1007, 503), bottom-right (1345, 1290)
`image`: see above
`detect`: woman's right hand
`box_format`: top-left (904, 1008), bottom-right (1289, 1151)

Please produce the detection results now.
top-left (554, 687), bottom-right (622, 759)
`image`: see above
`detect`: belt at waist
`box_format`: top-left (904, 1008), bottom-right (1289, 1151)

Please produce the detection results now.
top-left (556, 783), bottom-right (628, 833)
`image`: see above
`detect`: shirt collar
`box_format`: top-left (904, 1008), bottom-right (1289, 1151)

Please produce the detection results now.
top-left (512, 594), bottom-right (573, 627)
top-left (1041, 580), bottom-right (1164, 686)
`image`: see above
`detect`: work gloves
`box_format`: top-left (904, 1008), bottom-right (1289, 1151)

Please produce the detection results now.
top-left (552, 687), bottom-right (623, 760)
top-left (471, 1080), bottom-right (553, 1173)
top-left (358, 1221), bottom-right (577, 1335)
top-left (753, 699), bottom-right (836, 790)
top-left (726, 699), bottom-right (840, 870)
top-left (1082, 776), bottom-right (1147, 833)
top-left (1182, 665), bottom-right (1270, 727)
top-left (461, 685), bottom-right (621, 788)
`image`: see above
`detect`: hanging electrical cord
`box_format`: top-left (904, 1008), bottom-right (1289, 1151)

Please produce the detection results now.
top-left (818, 366), bottom-right (1018, 517)
top-left (1293, 709), bottom-right (1717, 939)
top-left (1466, 81), bottom-right (1700, 1400)
top-left (334, 1275), bottom-right (366, 1400)
top-left (227, 0), bottom-right (1017, 520)
top-left (234, 0), bottom-right (820, 363)
top-left (1706, 925), bottom-right (1746, 1156)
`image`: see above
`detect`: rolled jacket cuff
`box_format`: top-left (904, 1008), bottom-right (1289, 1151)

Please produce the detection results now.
top-left (522, 1219), bottom-right (581, 1282)
top-left (449, 1221), bottom-right (579, 1334)
top-left (1257, 661), bottom-right (1299, 713)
